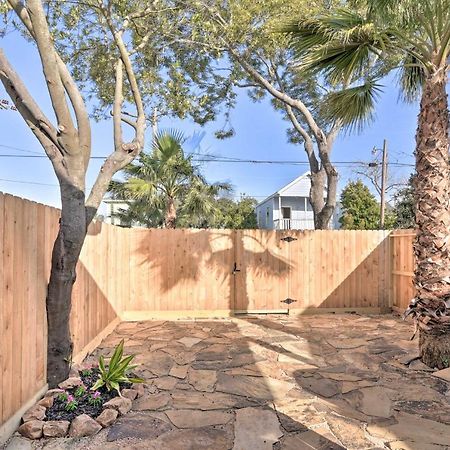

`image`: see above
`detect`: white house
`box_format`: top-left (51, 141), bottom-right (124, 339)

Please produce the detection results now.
top-left (102, 199), bottom-right (130, 225)
top-left (255, 172), bottom-right (338, 230)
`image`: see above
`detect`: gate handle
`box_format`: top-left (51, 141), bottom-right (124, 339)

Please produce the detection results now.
top-left (232, 262), bottom-right (241, 274)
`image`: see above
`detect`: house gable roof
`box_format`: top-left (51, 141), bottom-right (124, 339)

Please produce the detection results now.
top-left (256, 172), bottom-right (311, 207)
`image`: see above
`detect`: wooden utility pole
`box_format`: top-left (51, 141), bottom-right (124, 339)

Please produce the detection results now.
top-left (380, 139), bottom-right (388, 228)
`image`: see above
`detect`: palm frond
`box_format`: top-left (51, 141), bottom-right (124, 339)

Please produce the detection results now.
top-left (397, 53), bottom-right (426, 103)
top-left (322, 79), bottom-right (383, 132)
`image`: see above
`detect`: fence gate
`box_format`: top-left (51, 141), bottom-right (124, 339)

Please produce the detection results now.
top-left (233, 230), bottom-right (295, 313)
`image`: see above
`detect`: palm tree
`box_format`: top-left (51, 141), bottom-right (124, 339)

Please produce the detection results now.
top-left (109, 130), bottom-right (229, 229)
top-left (283, 0), bottom-right (450, 367)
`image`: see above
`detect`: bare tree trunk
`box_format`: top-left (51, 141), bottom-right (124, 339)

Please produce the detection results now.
top-left (409, 71), bottom-right (450, 368)
top-left (309, 143), bottom-right (338, 230)
top-left (47, 183), bottom-right (87, 387)
top-left (309, 168), bottom-right (326, 228)
top-left (165, 197), bottom-right (177, 229)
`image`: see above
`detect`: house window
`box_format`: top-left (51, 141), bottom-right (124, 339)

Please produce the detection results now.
top-left (306, 199), bottom-right (313, 211)
top-left (281, 207), bottom-right (291, 219)
top-left (258, 210), bottom-right (262, 226)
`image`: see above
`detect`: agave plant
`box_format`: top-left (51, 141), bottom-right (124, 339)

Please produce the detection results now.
top-left (92, 340), bottom-right (144, 394)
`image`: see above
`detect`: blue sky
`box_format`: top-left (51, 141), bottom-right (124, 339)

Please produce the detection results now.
top-left (0, 31), bottom-right (418, 212)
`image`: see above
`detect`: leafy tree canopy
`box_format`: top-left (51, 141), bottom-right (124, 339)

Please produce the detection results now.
top-left (109, 130), bottom-right (230, 228)
top-left (204, 196), bottom-right (258, 229)
top-left (339, 180), bottom-right (380, 230)
top-left (393, 174), bottom-right (415, 229)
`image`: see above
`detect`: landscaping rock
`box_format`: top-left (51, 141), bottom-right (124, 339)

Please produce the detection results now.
top-left (58, 377), bottom-right (83, 390)
top-left (171, 390), bottom-right (262, 410)
top-left (165, 409), bottom-right (233, 428)
top-left (18, 420), bottom-right (44, 439)
top-left (409, 359), bottom-right (436, 371)
top-left (22, 404), bottom-right (46, 422)
top-left (355, 386), bottom-right (393, 418)
top-left (132, 383), bottom-right (145, 397)
top-left (107, 413), bottom-right (172, 441)
top-left (177, 336), bottom-right (202, 348)
top-left (146, 426), bottom-right (233, 450)
top-left (4, 436), bottom-right (32, 450)
top-left (233, 407), bottom-right (283, 450)
top-left (69, 414), bottom-right (102, 437)
top-left (154, 376), bottom-right (178, 391)
top-left (169, 364), bottom-right (189, 379)
top-left (398, 352), bottom-right (421, 365)
top-left (44, 389), bottom-right (64, 398)
top-left (296, 376), bottom-right (341, 398)
top-left (134, 392), bottom-right (170, 411)
top-left (96, 408), bottom-right (119, 427)
top-left (38, 396), bottom-right (54, 408)
top-left (432, 367), bottom-right (450, 382)
top-left (122, 388), bottom-right (138, 400)
top-left (367, 412), bottom-right (450, 446)
top-left (188, 369), bottom-right (217, 392)
top-left (216, 373), bottom-right (294, 400)
top-left (43, 420), bottom-right (70, 438)
top-left (104, 397), bottom-right (132, 415)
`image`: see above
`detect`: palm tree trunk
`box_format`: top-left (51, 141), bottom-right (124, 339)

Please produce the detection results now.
top-left (165, 197), bottom-right (177, 229)
top-left (412, 70), bottom-right (450, 368)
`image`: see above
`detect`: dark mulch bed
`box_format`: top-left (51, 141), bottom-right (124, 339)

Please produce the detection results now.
top-left (45, 368), bottom-right (128, 422)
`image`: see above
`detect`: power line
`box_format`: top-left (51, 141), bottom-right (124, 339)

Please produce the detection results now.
top-left (0, 144), bottom-right (42, 154)
top-left (0, 152), bottom-right (415, 167)
top-left (0, 177), bottom-right (58, 186)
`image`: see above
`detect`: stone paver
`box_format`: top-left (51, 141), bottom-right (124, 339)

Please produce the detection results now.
top-left (14, 314), bottom-right (450, 450)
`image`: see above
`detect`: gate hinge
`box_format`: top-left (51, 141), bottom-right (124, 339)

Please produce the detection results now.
top-left (281, 298), bottom-right (297, 305)
top-left (281, 236), bottom-right (297, 243)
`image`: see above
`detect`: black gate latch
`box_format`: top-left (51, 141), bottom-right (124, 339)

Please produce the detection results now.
top-left (232, 262), bottom-right (241, 274)
top-left (281, 236), bottom-right (297, 242)
top-left (281, 298), bottom-right (297, 305)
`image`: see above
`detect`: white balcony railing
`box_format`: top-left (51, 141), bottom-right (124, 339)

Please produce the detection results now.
top-left (273, 218), bottom-right (315, 230)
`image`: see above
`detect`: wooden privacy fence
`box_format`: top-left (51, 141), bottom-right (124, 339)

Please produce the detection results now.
top-left (0, 192), bottom-right (416, 439)
top-left (390, 229), bottom-right (416, 311)
top-left (0, 193), bottom-right (119, 441)
top-left (107, 228), bottom-right (392, 319)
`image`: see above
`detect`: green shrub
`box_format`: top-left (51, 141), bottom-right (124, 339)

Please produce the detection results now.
top-left (91, 339), bottom-right (144, 394)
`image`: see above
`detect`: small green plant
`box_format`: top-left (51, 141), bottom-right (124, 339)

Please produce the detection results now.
top-left (58, 392), bottom-right (68, 402)
top-left (65, 394), bottom-right (78, 412)
top-left (74, 385), bottom-right (86, 398)
top-left (81, 368), bottom-right (93, 377)
top-left (442, 357), bottom-right (449, 368)
top-left (88, 391), bottom-right (102, 407)
top-left (91, 339), bottom-right (144, 394)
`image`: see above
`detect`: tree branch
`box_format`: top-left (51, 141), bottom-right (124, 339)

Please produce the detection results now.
top-left (0, 48), bottom-right (66, 175)
top-left (9, 0), bottom-right (91, 166)
top-left (226, 46), bottom-right (326, 144)
top-left (26, 0), bottom-right (77, 147)
top-left (113, 58), bottom-right (123, 152)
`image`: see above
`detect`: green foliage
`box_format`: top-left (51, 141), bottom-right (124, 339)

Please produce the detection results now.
top-left (174, 0), bottom-right (342, 141)
top-left (109, 130), bottom-right (230, 228)
top-left (64, 395), bottom-right (78, 412)
top-left (283, 0), bottom-right (450, 128)
top-left (81, 368), bottom-right (93, 377)
top-left (37, 0), bottom-right (237, 128)
top-left (57, 392), bottom-right (68, 402)
top-left (91, 340), bottom-right (144, 395)
top-left (199, 197), bottom-right (258, 229)
top-left (74, 385), bottom-right (86, 398)
top-left (392, 175), bottom-right (415, 229)
top-left (339, 180), bottom-right (380, 230)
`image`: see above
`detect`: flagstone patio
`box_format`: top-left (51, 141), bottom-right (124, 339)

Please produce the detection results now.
top-left (19, 314), bottom-right (450, 449)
